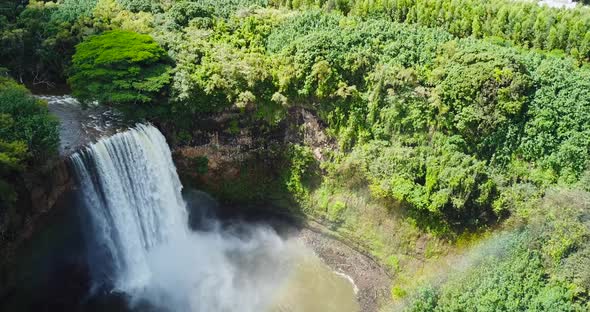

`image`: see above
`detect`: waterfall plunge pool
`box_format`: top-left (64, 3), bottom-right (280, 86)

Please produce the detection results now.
top-left (1, 125), bottom-right (360, 312)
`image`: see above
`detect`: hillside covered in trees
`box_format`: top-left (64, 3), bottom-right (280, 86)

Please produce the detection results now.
top-left (2, 0), bottom-right (590, 311)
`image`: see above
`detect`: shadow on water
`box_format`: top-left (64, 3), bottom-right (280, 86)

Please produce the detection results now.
top-left (0, 190), bottom-right (130, 312)
top-left (184, 189), bottom-right (218, 231)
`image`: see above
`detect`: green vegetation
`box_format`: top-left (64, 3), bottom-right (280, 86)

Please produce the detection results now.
top-left (0, 75), bottom-right (59, 217)
top-left (0, 0), bottom-right (160, 84)
top-left (281, 0), bottom-right (590, 61)
top-left (69, 30), bottom-right (171, 113)
top-left (405, 189), bottom-right (590, 311)
top-left (3, 0), bottom-right (590, 310)
top-left (283, 144), bottom-right (318, 202)
top-left (240, 11), bottom-right (590, 231)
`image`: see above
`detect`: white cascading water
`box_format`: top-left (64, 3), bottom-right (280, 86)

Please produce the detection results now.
top-left (70, 124), bottom-right (188, 291)
top-left (70, 124), bottom-right (299, 312)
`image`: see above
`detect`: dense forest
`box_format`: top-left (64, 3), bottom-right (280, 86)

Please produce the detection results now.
top-left (283, 0), bottom-right (590, 59)
top-left (2, 0), bottom-right (590, 310)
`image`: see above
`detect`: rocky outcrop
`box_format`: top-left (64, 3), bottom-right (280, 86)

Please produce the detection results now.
top-left (171, 106), bottom-right (339, 221)
top-left (295, 108), bottom-right (337, 162)
top-left (25, 159), bottom-right (72, 222)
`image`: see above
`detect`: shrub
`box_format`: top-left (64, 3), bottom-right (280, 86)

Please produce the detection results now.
top-left (283, 144), bottom-right (318, 202)
top-left (0, 77), bottom-right (59, 208)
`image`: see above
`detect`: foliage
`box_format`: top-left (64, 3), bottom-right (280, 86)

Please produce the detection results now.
top-left (4, 0), bottom-right (590, 309)
top-left (346, 138), bottom-right (495, 231)
top-left (271, 14), bottom-right (450, 103)
top-left (69, 30), bottom-right (171, 112)
top-left (169, 11), bottom-right (285, 123)
top-left (92, 0), bottom-right (155, 33)
top-left (0, 1), bottom-right (61, 83)
top-left (0, 77), bottom-right (59, 208)
top-left (118, 0), bottom-right (164, 13)
top-left (405, 286), bottom-right (438, 312)
top-left (261, 11), bottom-right (590, 231)
top-left (282, 144), bottom-right (318, 202)
top-left (431, 42), bottom-right (533, 164)
top-left (4, 0), bottom-right (590, 231)
top-left (279, 0), bottom-right (590, 61)
top-left (0, 78), bottom-right (59, 160)
top-left (404, 189), bottom-right (590, 311)
top-left (433, 249), bottom-right (583, 311)
top-left (0, 0), bottom-right (158, 85)
top-left (190, 155), bottom-right (209, 174)
top-left (125, 6), bottom-right (590, 230)
top-left (521, 58), bottom-right (590, 182)
top-left (164, 1), bottom-right (214, 29)
top-left (51, 0), bottom-right (98, 23)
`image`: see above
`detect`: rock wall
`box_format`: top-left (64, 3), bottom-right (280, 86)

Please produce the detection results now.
top-left (0, 157), bottom-right (73, 296)
top-left (172, 107), bottom-right (335, 215)
top-left (24, 159), bottom-right (72, 222)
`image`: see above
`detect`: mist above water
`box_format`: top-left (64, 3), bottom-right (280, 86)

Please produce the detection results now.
top-left (70, 124), bottom-right (358, 312)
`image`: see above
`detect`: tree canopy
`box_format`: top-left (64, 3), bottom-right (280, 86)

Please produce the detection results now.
top-left (69, 30), bottom-right (171, 109)
top-left (0, 76), bottom-right (59, 209)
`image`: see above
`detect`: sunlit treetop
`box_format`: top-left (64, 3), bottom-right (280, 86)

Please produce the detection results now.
top-left (69, 30), bottom-right (172, 107)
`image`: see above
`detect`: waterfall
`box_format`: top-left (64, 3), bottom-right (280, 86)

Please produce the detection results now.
top-left (69, 124), bottom-right (299, 312)
top-left (70, 124), bottom-right (188, 292)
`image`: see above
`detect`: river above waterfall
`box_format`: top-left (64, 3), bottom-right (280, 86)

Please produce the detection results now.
top-left (40, 95), bottom-right (125, 155)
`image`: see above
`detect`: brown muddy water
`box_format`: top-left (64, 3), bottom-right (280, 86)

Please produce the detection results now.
top-left (270, 248), bottom-right (359, 312)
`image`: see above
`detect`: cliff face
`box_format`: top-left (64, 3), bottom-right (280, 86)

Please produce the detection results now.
top-left (25, 159), bottom-right (72, 223)
top-left (171, 107), bottom-right (332, 212)
top-left (0, 157), bottom-right (73, 296)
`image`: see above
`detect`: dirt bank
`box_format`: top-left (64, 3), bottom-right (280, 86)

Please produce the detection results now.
top-left (294, 223), bottom-right (392, 312)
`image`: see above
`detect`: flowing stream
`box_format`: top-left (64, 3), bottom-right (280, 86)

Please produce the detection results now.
top-left (42, 95), bottom-right (124, 155)
top-left (69, 124), bottom-right (358, 312)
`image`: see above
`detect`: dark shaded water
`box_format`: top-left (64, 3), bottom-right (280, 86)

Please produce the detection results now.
top-left (0, 191), bottom-right (129, 312)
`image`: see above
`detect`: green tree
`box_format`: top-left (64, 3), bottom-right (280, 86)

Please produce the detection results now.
top-left (69, 30), bottom-right (172, 111)
top-left (299, 0), bottom-right (590, 60)
top-left (0, 77), bottom-right (59, 160)
top-left (0, 77), bottom-right (59, 208)
top-left (432, 43), bottom-right (533, 164)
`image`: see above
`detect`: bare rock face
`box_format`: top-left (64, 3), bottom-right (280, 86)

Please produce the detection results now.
top-left (0, 158), bottom-right (73, 253)
top-left (300, 108), bottom-right (336, 162)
